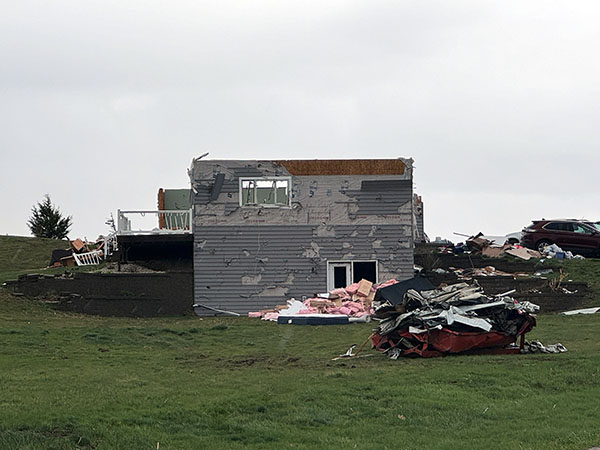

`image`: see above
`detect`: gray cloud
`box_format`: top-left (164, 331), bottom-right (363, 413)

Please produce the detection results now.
top-left (2, 0), bottom-right (600, 241)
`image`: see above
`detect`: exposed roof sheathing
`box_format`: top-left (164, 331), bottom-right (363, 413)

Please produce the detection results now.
top-left (276, 159), bottom-right (407, 176)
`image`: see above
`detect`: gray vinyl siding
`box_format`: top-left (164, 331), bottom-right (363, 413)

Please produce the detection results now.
top-left (191, 159), bottom-right (415, 315)
top-left (192, 164), bottom-right (284, 206)
top-left (193, 186), bottom-right (211, 205)
top-left (345, 190), bottom-right (412, 216)
top-left (193, 224), bottom-right (413, 315)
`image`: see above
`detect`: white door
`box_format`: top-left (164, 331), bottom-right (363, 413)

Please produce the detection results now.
top-left (327, 262), bottom-right (352, 291)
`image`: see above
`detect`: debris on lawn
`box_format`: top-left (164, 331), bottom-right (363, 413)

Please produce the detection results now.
top-left (371, 282), bottom-right (538, 358)
top-left (561, 307), bottom-right (600, 316)
top-left (521, 341), bottom-right (567, 354)
top-left (440, 232), bottom-right (543, 260)
top-left (374, 276), bottom-right (434, 305)
top-left (441, 231), bottom-right (591, 261)
top-left (49, 248), bottom-right (73, 267)
top-left (452, 266), bottom-right (515, 278)
top-left (48, 238), bottom-right (105, 268)
top-left (73, 249), bottom-right (103, 266)
top-left (534, 268), bottom-right (554, 277)
top-left (503, 246), bottom-right (542, 261)
top-left (249, 278), bottom-right (399, 323)
top-left (540, 243), bottom-right (585, 260)
top-left (336, 344), bottom-right (357, 358)
top-left (441, 266), bottom-right (533, 280)
top-left (332, 335), bottom-right (375, 360)
top-left (480, 243), bottom-right (541, 261)
top-left (560, 287), bottom-right (578, 294)
top-left (465, 233), bottom-right (490, 252)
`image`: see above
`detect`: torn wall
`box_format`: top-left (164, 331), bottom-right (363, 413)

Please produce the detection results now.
top-left (414, 194), bottom-right (425, 243)
top-left (191, 159), bottom-right (415, 315)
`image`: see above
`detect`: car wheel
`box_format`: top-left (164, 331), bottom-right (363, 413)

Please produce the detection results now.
top-left (507, 238), bottom-right (519, 245)
top-left (536, 239), bottom-right (552, 252)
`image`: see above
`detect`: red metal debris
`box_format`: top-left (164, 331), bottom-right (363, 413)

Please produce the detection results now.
top-left (372, 314), bottom-right (536, 358)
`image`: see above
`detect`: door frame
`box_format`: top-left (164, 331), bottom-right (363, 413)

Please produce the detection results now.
top-left (326, 260), bottom-right (378, 291)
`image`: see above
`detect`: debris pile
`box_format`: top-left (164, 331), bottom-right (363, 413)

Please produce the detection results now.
top-left (439, 233), bottom-right (543, 260)
top-left (434, 266), bottom-right (538, 280)
top-left (49, 238), bottom-right (104, 268)
top-left (466, 233), bottom-right (542, 260)
top-left (540, 243), bottom-right (585, 260)
top-left (452, 266), bottom-right (515, 278)
top-left (371, 282), bottom-right (538, 358)
top-left (447, 232), bottom-right (589, 261)
top-left (484, 245), bottom-right (542, 261)
top-left (249, 278), bottom-right (397, 323)
top-left (521, 341), bottom-right (567, 354)
top-left (374, 276), bottom-right (434, 305)
top-left (561, 307), bottom-right (600, 316)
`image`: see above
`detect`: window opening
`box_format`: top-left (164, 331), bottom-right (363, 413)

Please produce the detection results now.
top-left (327, 260), bottom-right (377, 291)
top-left (333, 266), bottom-right (349, 288)
top-left (352, 261), bottom-right (377, 284)
top-left (240, 178), bottom-right (291, 207)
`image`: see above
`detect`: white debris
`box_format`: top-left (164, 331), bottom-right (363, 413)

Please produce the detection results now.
top-left (561, 307), bottom-right (600, 316)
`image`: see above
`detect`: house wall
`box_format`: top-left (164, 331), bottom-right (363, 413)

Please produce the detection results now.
top-left (191, 159), bottom-right (415, 315)
top-left (414, 194), bottom-right (425, 242)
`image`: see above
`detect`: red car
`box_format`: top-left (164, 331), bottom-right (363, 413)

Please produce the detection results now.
top-left (520, 219), bottom-right (600, 256)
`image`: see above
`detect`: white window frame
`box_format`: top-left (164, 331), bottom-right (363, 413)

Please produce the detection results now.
top-left (326, 260), bottom-right (378, 291)
top-left (238, 177), bottom-right (292, 208)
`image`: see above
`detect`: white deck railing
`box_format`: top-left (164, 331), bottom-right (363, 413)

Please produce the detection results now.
top-left (73, 250), bottom-right (103, 266)
top-left (116, 209), bottom-right (193, 235)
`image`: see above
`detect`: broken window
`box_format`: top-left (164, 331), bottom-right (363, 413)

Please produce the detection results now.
top-left (327, 261), bottom-right (377, 290)
top-left (329, 263), bottom-right (351, 289)
top-left (240, 178), bottom-right (291, 207)
top-left (352, 261), bottom-right (377, 283)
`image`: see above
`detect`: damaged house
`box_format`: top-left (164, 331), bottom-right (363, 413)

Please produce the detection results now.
top-left (190, 158), bottom-right (417, 315)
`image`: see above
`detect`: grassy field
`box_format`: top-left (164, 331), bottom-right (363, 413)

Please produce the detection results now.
top-left (0, 235), bottom-right (101, 284)
top-left (1, 293), bottom-right (599, 450)
top-left (1, 236), bottom-right (600, 449)
top-left (549, 258), bottom-right (600, 297)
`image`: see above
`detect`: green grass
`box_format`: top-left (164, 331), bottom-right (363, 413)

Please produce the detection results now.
top-left (1, 236), bottom-right (600, 448)
top-left (1, 291), bottom-right (599, 450)
top-left (0, 235), bottom-right (102, 283)
top-left (548, 258), bottom-right (600, 296)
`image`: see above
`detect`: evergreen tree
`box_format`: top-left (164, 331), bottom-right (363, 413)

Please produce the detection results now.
top-left (27, 195), bottom-right (72, 239)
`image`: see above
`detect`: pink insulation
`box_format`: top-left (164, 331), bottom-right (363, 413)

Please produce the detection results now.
top-left (248, 278), bottom-right (397, 321)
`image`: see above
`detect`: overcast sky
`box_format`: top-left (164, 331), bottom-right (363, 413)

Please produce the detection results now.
top-left (2, 0), bottom-right (600, 242)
